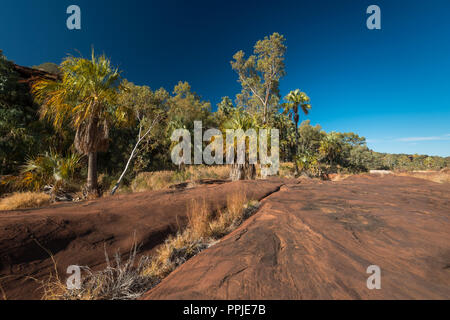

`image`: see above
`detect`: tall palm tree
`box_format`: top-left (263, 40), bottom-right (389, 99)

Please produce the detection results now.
top-left (283, 89), bottom-right (311, 175)
top-left (32, 50), bottom-right (122, 193)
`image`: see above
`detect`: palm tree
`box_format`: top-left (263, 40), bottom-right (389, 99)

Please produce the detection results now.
top-left (283, 89), bottom-right (311, 175)
top-left (223, 107), bottom-right (259, 181)
top-left (32, 50), bottom-right (122, 194)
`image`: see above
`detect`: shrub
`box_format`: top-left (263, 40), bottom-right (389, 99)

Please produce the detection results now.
top-left (279, 162), bottom-right (295, 178)
top-left (16, 151), bottom-right (82, 191)
top-left (0, 192), bottom-right (51, 211)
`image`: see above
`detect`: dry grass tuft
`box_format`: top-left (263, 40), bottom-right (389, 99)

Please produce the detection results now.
top-left (142, 231), bottom-right (209, 280)
top-left (131, 166), bottom-right (231, 193)
top-left (187, 198), bottom-right (213, 239)
top-left (41, 243), bottom-right (158, 300)
top-left (0, 192), bottom-right (51, 211)
top-left (142, 192), bottom-right (259, 281)
top-left (329, 173), bottom-right (353, 182)
top-left (131, 171), bottom-right (177, 192)
top-left (278, 162), bottom-right (296, 178)
top-left (187, 165), bottom-right (231, 181)
top-left (209, 192), bottom-right (259, 239)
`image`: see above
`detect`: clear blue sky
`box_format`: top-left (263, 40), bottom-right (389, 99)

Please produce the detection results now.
top-left (1, 0), bottom-right (449, 156)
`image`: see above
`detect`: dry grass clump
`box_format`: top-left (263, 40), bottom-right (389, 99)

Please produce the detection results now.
top-left (278, 162), bottom-right (296, 178)
top-left (131, 165), bottom-right (230, 192)
top-left (42, 244), bottom-right (158, 300)
top-left (130, 166), bottom-right (231, 193)
top-left (188, 165), bottom-right (231, 181)
top-left (187, 198), bottom-right (214, 239)
top-left (142, 231), bottom-right (209, 280)
top-left (142, 193), bottom-right (259, 279)
top-left (209, 194), bottom-right (259, 238)
top-left (395, 169), bottom-right (450, 184)
top-left (0, 192), bottom-right (51, 211)
top-left (131, 171), bottom-right (178, 192)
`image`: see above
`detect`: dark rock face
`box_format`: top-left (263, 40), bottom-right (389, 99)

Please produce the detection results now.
top-left (143, 175), bottom-right (450, 300)
top-left (13, 64), bottom-right (60, 85)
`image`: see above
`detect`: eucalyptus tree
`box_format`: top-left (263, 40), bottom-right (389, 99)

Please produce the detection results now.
top-left (32, 50), bottom-right (123, 194)
top-left (110, 80), bottom-right (169, 195)
top-left (231, 33), bottom-right (286, 125)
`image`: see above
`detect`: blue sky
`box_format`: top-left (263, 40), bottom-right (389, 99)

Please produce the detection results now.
top-left (1, 0), bottom-right (449, 156)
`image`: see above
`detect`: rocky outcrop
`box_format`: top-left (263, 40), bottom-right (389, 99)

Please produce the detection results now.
top-left (13, 64), bottom-right (60, 85)
top-left (142, 175), bottom-right (450, 300)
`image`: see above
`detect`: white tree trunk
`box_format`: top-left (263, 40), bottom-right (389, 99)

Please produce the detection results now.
top-left (110, 117), bottom-right (159, 195)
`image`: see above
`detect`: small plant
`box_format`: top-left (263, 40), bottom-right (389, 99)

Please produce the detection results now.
top-left (17, 151), bottom-right (82, 191)
top-left (296, 152), bottom-right (323, 177)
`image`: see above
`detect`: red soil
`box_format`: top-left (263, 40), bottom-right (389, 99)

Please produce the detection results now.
top-left (0, 180), bottom-right (283, 300)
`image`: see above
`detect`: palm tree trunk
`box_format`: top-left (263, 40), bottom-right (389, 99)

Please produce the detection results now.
top-left (87, 152), bottom-right (98, 192)
top-left (230, 163), bottom-right (256, 181)
top-left (294, 119), bottom-right (300, 176)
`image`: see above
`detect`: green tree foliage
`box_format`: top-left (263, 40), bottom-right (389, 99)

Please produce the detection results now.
top-left (32, 50), bottom-right (123, 193)
top-left (2, 32), bottom-right (449, 196)
top-left (283, 89), bottom-right (311, 174)
top-left (319, 132), bottom-right (343, 168)
top-left (109, 80), bottom-right (169, 194)
top-left (0, 50), bottom-right (59, 174)
top-left (231, 33), bottom-right (286, 125)
top-left (271, 113), bottom-right (296, 162)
